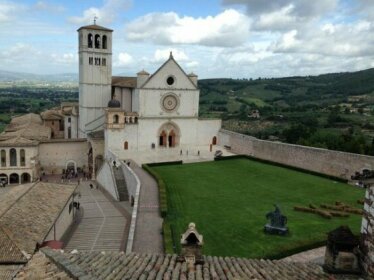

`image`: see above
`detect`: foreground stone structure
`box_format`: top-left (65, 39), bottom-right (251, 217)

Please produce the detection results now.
top-left (361, 185), bottom-right (374, 278)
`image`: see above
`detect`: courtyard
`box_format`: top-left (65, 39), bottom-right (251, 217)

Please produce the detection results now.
top-left (150, 157), bottom-right (365, 259)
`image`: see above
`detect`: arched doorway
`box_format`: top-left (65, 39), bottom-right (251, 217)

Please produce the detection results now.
top-left (21, 173), bottom-right (31, 183)
top-left (66, 160), bottom-right (77, 173)
top-left (0, 173), bottom-right (8, 184)
top-left (212, 136), bottom-right (217, 145)
top-left (158, 122), bottom-right (180, 148)
top-left (169, 130), bottom-right (176, 147)
top-left (9, 173), bottom-right (19, 184)
top-left (95, 155), bottom-right (103, 174)
top-left (159, 130), bottom-right (167, 147)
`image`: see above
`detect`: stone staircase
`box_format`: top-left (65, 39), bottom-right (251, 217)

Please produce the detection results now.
top-left (113, 167), bottom-right (129, 201)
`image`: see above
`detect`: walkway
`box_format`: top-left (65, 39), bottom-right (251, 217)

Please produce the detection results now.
top-left (128, 160), bottom-right (164, 253)
top-left (64, 180), bottom-right (128, 252)
top-left (282, 246), bottom-right (325, 264)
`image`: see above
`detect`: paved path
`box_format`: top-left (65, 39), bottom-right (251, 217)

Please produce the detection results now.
top-left (64, 180), bottom-right (128, 252)
top-left (282, 246), bottom-right (326, 264)
top-left (129, 160), bottom-right (163, 253)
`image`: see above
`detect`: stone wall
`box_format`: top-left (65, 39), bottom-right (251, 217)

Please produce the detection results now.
top-left (361, 186), bottom-right (374, 278)
top-left (218, 129), bottom-right (374, 179)
top-left (96, 160), bottom-right (119, 201)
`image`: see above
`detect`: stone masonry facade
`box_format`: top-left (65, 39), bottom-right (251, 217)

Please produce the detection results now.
top-left (361, 185), bottom-right (374, 278)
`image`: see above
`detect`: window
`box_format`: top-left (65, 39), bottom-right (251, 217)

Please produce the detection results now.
top-left (52, 121), bottom-right (54, 125)
top-left (95, 58), bottom-right (101, 65)
top-left (102, 35), bottom-right (107, 49)
top-left (1, 150), bottom-right (6, 167)
top-left (102, 58), bottom-right (106, 66)
top-left (89, 57), bottom-right (93, 65)
top-left (124, 141), bottom-right (128, 150)
top-left (68, 127), bottom-right (71, 139)
top-left (113, 114), bottom-right (119, 124)
top-left (20, 149), bottom-right (25, 167)
top-left (59, 119), bottom-right (64, 131)
top-left (167, 76), bottom-right (175, 85)
top-left (68, 117), bottom-right (71, 123)
top-left (88, 33), bottom-right (93, 48)
top-left (95, 34), bottom-right (101, 48)
top-left (10, 148), bottom-right (17, 166)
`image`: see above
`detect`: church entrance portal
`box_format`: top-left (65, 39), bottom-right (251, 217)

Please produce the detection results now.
top-left (158, 123), bottom-right (180, 148)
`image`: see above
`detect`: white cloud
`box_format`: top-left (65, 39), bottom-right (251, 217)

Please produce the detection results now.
top-left (50, 53), bottom-right (77, 65)
top-left (153, 49), bottom-right (189, 63)
top-left (126, 9), bottom-right (250, 47)
top-left (115, 52), bottom-right (134, 66)
top-left (0, 1), bottom-right (26, 23)
top-left (34, 1), bottom-right (65, 13)
top-left (68, 0), bottom-right (131, 25)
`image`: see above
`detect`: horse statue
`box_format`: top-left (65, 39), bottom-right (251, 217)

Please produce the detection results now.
top-left (264, 204), bottom-right (289, 235)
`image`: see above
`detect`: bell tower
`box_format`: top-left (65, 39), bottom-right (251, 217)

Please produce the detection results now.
top-left (77, 23), bottom-right (113, 138)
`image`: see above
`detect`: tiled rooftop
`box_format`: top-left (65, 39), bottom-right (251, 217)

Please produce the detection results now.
top-left (0, 265), bottom-right (22, 280)
top-left (0, 183), bottom-right (33, 217)
top-left (0, 183), bottom-right (76, 258)
top-left (30, 248), bottom-right (343, 280)
top-left (14, 251), bottom-right (72, 280)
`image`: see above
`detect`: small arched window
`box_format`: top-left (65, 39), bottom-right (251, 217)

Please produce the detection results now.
top-left (20, 149), bottom-right (25, 167)
top-left (88, 33), bottom-right (93, 48)
top-left (113, 114), bottom-right (119, 124)
top-left (10, 148), bottom-right (17, 166)
top-left (1, 150), bottom-right (6, 167)
top-left (102, 35), bottom-right (107, 49)
top-left (95, 34), bottom-right (101, 48)
top-left (124, 141), bottom-right (128, 150)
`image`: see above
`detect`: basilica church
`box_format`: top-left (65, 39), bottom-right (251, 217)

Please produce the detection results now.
top-left (0, 23), bottom-right (221, 183)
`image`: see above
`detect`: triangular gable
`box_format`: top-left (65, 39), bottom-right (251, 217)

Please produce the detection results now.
top-left (141, 54), bottom-right (197, 90)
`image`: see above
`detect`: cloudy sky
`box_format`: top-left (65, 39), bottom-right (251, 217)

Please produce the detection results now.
top-left (1, 0), bottom-right (374, 78)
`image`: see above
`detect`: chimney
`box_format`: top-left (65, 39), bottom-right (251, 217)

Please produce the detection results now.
top-left (137, 70), bottom-right (150, 88)
top-left (361, 185), bottom-right (374, 278)
top-left (180, 223), bottom-right (204, 265)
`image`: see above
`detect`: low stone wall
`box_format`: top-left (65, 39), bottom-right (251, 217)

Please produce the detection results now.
top-left (96, 161), bottom-right (119, 201)
top-left (120, 161), bottom-right (141, 254)
top-left (218, 129), bottom-right (374, 179)
top-left (361, 186), bottom-right (374, 278)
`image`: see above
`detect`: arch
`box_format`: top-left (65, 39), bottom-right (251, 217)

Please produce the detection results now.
top-left (95, 155), bottom-right (103, 174)
top-left (159, 130), bottom-right (167, 147)
top-left (102, 35), bottom-right (107, 49)
top-left (0, 174), bottom-right (8, 184)
top-left (113, 114), bottom-right (119, 124)
top-left (88, 33), bottom-right (93, 48)
top-left (66, 160), bottom-right (77, 173)
top-left (1, 150), bottom-right (6, 167)
top-left (20, 149), bottom-right (25, 166)
top-left (95, 34), bottom-right (101, 48)
top-left (158, 122), bottom-right (180, 148)
top-left (9, 173), bottom-right (19, 184)
top-left (124, 141), bottom-right (128, 150)
top-left (212, 136), bottom-right (217, 145)
top-left (10, 148), bottom-right (17, 166)
top-left (21, 173), bottom-right (31, 184)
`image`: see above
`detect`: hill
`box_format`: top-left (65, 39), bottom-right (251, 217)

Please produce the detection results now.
top-left (198, 68), bottom-right (374, 155)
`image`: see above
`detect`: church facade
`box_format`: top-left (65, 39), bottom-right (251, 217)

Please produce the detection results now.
top-left (78, 24), bottom-right (221, 163)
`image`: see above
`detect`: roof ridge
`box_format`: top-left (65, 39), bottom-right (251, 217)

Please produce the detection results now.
top-left (41, 248), bottom-right (92, 279)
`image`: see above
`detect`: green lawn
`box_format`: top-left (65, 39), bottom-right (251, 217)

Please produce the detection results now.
top-left (151, 158), bottom-right (365, 259)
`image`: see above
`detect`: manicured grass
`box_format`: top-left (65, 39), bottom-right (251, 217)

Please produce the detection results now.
top-left (151, 158), bottom-right (365, 259)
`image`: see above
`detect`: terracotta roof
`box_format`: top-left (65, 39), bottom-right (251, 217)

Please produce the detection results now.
top-left (0, 183), bottom-right (76, 257)
top-left (0, 265), bottom-right (22, 280)
top-left (35, 249), bottom-right (339, 280)
top-left (14, 251), bottom-right (72, 280)
top-left (112, 76), bottom-right (136, 88)
top-left (9, 114), bottom-right (42, 126)
top-left (0, 136), bottom-right (38, 147)
top-left (0, 183), bottom-right (33, 217)
top-left (0, 227), bottom-right (27, 263)
top-left (77, 24), bottom-right (113, 32)
top-left (40, 109), bottom-right (64, 120)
